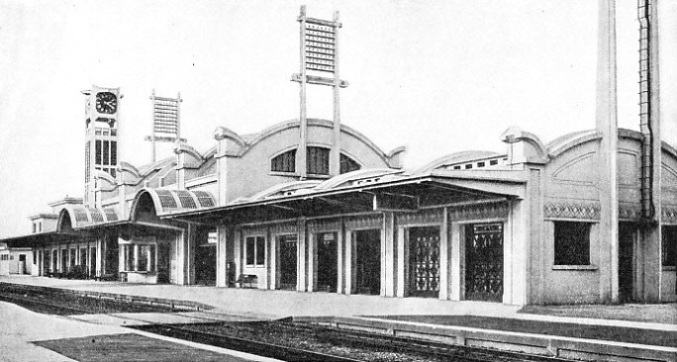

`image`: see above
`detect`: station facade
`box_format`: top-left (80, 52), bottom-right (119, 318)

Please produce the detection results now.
top-left (3, 3), bottom-right (676, 306)
top-left (5, 116), bottom-right (676, 306)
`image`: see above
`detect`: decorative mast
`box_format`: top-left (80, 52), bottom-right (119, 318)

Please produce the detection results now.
top-left (292, 6), bottom-right (348, 179)
top-left (146, 90), bottom-right (183, 163)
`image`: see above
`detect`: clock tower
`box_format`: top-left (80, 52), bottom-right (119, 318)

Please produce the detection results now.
top-left (82, 85), bottom-right (121, 208)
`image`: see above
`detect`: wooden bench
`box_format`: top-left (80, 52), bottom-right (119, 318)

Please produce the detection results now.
top-left (94, 273), bottom-right (117, 282)
top-left (235, 274), bottom-right (258, 288)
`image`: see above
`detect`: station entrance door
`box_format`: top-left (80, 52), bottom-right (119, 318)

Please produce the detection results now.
top-left (354, 229), bottom-right (381, 295)
top-left (279, 235), bottom-right (297, 290)
top-left (465, 223), bottom-right (504, 302)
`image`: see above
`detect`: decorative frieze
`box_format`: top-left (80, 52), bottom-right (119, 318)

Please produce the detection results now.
top-left (449, 202), bottom-right (509, 222)
top-left (345, 214), bottom-right (383, 231)
top-left (618, 203), bottom-right (642, 221)
top-left (396, 208), bottom-right (443, 226)
top-left (662, 205), bottom-right (677, 224)
top-left (544, 200), bottom-right (600, 221)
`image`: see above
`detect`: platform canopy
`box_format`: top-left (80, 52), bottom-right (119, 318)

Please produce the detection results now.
top-left (166, 172), bottom-right (523, 226)
top-left (0, 231), bottom-right (88, 248)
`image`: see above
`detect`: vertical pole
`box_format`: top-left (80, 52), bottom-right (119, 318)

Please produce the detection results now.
top-left (439, 208), bottom-right (449, 300)
top-left (298, 218), bottom-right (307, 291)
top-left (331, 11), bottom-right (341, 176)
top-left (596, 0), bottom-right (619, 303)
top-left (298, 6), bottom-right (308, 179)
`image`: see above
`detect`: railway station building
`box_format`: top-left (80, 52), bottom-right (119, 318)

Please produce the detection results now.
top-left (2, 3), bottom-right (676, 307)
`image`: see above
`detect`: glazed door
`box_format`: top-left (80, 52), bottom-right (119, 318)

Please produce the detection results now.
top-left (408, 227), bottom-right (440, 298)
top-left (279, 235), bottom-right (297, 290)
top-left (465, 223), bottom-right (504, 302)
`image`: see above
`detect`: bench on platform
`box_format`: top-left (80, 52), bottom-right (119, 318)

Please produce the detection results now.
top-left (236, 274), bottom-right (258, 288)
top-left (94, 273), bottom-right (117, 282)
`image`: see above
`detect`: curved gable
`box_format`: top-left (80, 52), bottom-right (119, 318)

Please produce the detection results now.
top-left (214, 118), bottom-right (399, 167)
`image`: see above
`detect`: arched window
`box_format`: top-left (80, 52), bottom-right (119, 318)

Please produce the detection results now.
top-left (340, 154), bottom-right (361, 174)
top-left (307, 147), bottom-right (330, 175)
top-left (271, 149), bottom-right (296, 173)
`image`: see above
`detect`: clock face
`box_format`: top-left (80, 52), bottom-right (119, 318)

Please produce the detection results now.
top-left (95, 92), bottom-right (118, 114)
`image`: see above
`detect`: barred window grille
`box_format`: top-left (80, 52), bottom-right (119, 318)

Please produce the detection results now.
top-left (307, 147), bottom-right (329, 175)
top-left (271, 149), bottom-right (296, 173)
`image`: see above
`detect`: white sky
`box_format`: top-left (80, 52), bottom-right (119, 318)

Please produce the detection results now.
top-left (0, 1), bottom-right (644, 237)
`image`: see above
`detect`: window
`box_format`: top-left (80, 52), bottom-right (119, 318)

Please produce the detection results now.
top-left (245, 236), bottom-right (266, 267)
top-left (307, 147), bottom-right (330, 175)
top-left (110, 141), bottom-right (117, 165)
top-left (138, 245), bottom-right (149, 271)
top-left (124, 244), bottom-right (135, 271)
top-left (662, 226), bottom-right (677, 267)
top-left (103, 140), bottom-right (110, 165)
top-left (96, 140), bottom-right (102, 165)
top-left (340, 154), bottom-right (361, 174)
top-left (554, 221), bottom-right (591, 265)
top-left (271, 149), bottom-right (296, 173)
top-left (32, 223), bottom-right (36, 233)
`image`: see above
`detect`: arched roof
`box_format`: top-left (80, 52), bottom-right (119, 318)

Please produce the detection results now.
top-left (129, 188), bottom-right (216, 219)
top-left (213, 119), bottom-right (394, 164)
top-left (56, 205), bottom-right (121, 231)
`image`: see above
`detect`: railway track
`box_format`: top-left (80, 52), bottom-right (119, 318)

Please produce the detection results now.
top-left (135, 321), bottom-right (576, 362)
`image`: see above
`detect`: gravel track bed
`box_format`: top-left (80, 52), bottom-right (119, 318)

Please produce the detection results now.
top-left (164, 321), bottom-right (563, 362)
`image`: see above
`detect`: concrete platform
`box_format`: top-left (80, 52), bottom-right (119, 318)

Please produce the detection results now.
top-left (0, 300), bottom-right (280, 362)
top-left (3, 275), bottom-right (676, 362)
